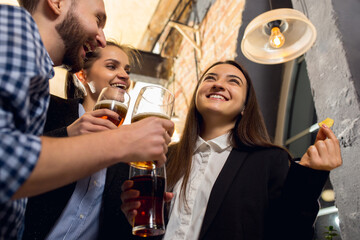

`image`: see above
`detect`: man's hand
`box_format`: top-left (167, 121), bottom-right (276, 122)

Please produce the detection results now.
top-left (115, 117), bottom-right (174, 167)
top-left (299, 124), bottom-right (342, 171)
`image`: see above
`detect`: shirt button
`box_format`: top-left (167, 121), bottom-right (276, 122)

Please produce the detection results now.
top-left (80, 214), bottom-right (84, 219)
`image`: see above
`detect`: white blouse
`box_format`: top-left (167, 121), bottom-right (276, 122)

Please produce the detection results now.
top-left (164, 133), bottom-right (231, 240)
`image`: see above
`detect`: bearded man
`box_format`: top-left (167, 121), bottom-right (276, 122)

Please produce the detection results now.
top-left (0, 1), bottom-right (174, 239)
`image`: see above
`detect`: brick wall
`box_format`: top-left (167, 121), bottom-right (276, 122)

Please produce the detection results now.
top-left (167, 0), bottom-right (245, 131)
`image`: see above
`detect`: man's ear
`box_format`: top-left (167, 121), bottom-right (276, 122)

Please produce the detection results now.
top-left (75, 70), bottom-right (87, 84)
top-left (46, 0), bottom-right (63, 15)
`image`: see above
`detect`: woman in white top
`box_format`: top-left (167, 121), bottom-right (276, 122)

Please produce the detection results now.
top-left (121, 60), bottom-right (342, 240)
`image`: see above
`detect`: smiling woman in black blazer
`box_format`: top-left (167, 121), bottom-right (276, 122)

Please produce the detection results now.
top-left (122, 60), bottom-right (342, 240)
top-left (23, 41), bottom-right (140, 240)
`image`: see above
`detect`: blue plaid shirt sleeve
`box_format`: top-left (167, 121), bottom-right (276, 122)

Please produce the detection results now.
top-left (0, 5), bottom-right (54, 203)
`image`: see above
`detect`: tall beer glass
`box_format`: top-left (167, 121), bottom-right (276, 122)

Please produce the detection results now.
top-left (130, 164), bottom-right (166, 237)
top-left (130, 85), bottom-right (174, 169)
top-left (129, 85), bottom-right (173, 237)
top-left (93, 86), bottom-right (130, 126)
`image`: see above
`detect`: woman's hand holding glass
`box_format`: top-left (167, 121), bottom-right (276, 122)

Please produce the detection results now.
top-left (94, 86), bottom-right (131, 126)
top-left (121, 180), bottom-right (174, 225)
top-left (66, 109), bottom-right (120, 136)
top-left (66, 86), bottom-right (131, 136)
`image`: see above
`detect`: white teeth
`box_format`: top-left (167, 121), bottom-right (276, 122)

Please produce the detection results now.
top-left (111, 83), bottom-right (126, 89)
top-left (209, 94), bottom-right (225, 100)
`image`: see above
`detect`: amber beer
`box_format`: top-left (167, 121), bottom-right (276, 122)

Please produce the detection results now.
top-left (94, 99), bottom-right (128, 127)
top-left (131, 174), bottom-right (166, 237)
top-left (130, 112), bottom-right (171, 169)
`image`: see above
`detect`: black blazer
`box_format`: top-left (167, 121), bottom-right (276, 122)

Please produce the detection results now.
top-left (100, 146), bottom-right (328, 240)
top-left (197, 146), bottom-right (328, 240)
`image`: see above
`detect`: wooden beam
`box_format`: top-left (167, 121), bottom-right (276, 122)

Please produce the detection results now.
top-left (160, 1), bottom-right (193, 58)
top-left (137, 0), bottom-right (182, 51)
top-left (167, 21), bottom-right (201, 57)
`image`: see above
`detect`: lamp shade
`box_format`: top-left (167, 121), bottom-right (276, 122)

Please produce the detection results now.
top-left (241, 8), bottom-right (317, 64)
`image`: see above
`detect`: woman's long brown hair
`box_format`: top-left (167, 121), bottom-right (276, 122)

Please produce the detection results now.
top-left (166, 60), bottom-right (288, 204)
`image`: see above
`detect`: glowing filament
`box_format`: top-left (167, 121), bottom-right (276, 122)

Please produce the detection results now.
top-left (269, 27), bottom-right (285, 48)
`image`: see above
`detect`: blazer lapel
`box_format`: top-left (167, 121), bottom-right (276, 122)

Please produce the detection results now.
top-left (99, 163), bottom-right (129, 234)
top-left (199, 148), bottom-right (248, 239)
top-left (103, 163), bottom-right (129, 193)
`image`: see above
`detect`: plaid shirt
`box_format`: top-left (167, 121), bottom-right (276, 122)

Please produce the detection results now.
top-left (0, 5), bottom-right (54, 239)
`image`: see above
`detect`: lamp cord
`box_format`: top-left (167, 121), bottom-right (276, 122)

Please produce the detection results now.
top-left (192, 0), bottom-right (200, 81)
top-left (299, 0), bottom-right (309, 17)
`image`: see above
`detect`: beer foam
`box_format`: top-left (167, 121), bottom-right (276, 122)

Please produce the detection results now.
top-left (95, 99), bottom-right (128, 110)
top-left (131, 112), bottom-right (170, 123)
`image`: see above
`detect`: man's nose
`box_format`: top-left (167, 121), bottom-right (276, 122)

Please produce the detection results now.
top-left (96, 29), bottom-right (106, 48)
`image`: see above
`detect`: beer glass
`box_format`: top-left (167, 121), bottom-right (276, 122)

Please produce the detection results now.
top-left (130, 85), bottom-right (174, 169)
top-left (93, 86), bottom-right (130, 126)
top-left (130, 164), bottom-right (166, 237)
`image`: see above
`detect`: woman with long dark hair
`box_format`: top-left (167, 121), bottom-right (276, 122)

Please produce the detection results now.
top-left (122, 60), bottom-right (342, 240)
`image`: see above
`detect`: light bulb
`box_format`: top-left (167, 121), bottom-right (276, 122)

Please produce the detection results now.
top-left (269, 27), bottom-right (285, 48)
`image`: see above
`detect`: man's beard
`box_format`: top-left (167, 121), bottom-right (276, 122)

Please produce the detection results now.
top-left (55, 8), bottom-right (87, 73)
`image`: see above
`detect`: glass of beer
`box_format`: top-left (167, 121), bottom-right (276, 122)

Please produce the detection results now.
top-left (93, 86), bottom-right (130, 126)
top-left (130, 163), bottom-right (166, 237)
top-left (130, 85), bottom-right (174, 169)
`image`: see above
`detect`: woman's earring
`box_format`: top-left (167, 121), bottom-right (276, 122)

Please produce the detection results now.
top-left (88, 81), bottom-right (96, 94)
top-left (73, 74), bottom-right (87, 96)
top-left (241, 107), bottom-right (245, 115)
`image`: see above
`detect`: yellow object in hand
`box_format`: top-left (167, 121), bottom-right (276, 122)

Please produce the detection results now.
top-left (285, 118), bottom-right (335, 145)
top-left (318, 118), bottom-right (334, 128)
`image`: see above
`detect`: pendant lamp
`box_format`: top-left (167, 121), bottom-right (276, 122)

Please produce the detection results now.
top-left (241, 8), bottom-right (317, 64)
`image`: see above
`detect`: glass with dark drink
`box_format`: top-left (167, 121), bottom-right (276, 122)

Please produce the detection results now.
top-left (94, 86), bottom-right (130, 127)
top-left (130, 85), bottom-right (174, 169)
top-left (130, 164), bottom-right (166, 237)
top-left (128, 85), bottom-right (173, 236)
